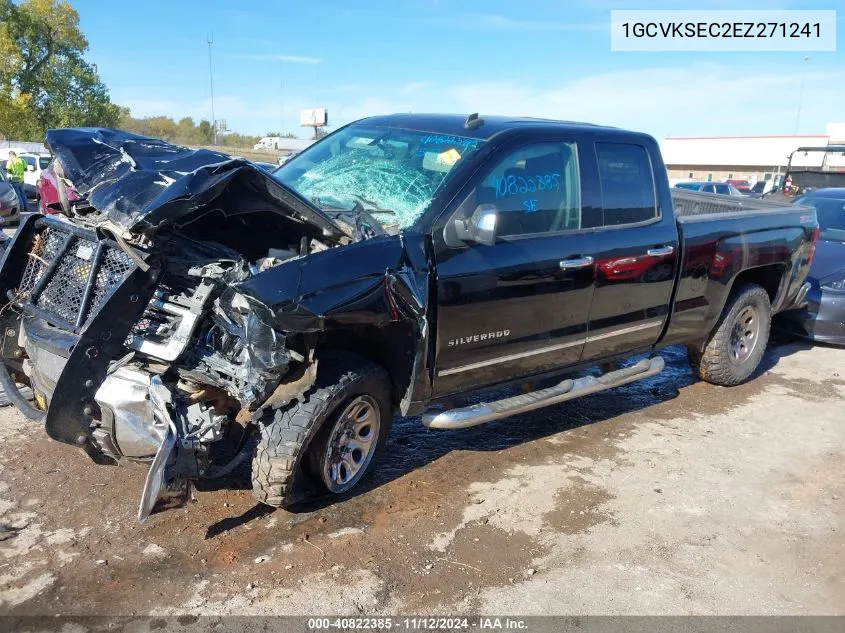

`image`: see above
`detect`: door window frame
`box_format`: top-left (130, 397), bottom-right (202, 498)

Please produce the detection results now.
top-left (429, 131), bottom-right (668, 253)
top-left (594, 141), bottom-right (662, 230)
top-left (446, 140), bottom-right (586, 243)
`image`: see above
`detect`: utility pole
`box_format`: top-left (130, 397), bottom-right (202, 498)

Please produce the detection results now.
top-left (280, 61), bottom-right (284, 136)
top-left (207, 33), bottom-right (216, 145)
top-left (793, 56), bottom-right (810, 135)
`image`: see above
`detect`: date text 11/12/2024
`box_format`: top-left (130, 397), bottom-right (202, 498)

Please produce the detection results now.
top-left (307, 617), bottom-right (529, 630)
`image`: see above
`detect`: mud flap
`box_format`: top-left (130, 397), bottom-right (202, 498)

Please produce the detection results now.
top-left (137, 425), bottom-right (176, 523)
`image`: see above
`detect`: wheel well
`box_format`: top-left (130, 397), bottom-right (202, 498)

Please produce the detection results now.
top-left (315, 323), bottom-right (415, 408)
top-left (731, 264), bottom-right (783, 303)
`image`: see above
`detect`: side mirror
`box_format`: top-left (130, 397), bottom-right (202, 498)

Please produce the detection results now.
top-left (454, 204), bottom-right (498, 246)
top-left (26, 165), bottom-right (35, 172)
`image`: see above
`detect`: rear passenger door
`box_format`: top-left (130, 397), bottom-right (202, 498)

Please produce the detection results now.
top-left (580, 141), bottom-right (680, 361)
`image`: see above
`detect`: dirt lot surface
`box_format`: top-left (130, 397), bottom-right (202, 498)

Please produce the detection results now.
top-left (0, 342), bottom-right (842, 616)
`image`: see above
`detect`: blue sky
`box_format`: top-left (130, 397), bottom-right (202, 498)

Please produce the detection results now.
top-left (73, 0), bottom-right (843, 139)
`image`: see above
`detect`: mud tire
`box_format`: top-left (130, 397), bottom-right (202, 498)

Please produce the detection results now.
top-left (251, 352), bottom-right (391, 507)
top-left (688, 282), bottom-right (771, 387)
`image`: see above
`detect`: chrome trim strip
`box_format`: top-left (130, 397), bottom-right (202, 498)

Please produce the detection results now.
top-left (437, 319), bottom-right (665, 377)
top-left (438, 338), bottom-right (584, 377)
top-left (584, 319), bottom-right (664, 343)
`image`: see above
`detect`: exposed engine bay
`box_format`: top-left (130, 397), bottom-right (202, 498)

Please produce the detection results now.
top-left (0, 128), bottom-right (430, 521)
top-left (11, 209), bottom-right (343, 520)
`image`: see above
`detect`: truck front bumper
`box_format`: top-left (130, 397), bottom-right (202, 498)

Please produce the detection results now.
top-left (0, 214), bottom-right (161, 456)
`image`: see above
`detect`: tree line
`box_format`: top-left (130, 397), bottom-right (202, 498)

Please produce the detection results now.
top-left (116, 113), bottom-right (299, 149)
top-left (0, 0), bottom-right (297, 148)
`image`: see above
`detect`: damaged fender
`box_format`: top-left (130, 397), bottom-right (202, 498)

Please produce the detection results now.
top-left (225, 232), bottom-right (433, 414)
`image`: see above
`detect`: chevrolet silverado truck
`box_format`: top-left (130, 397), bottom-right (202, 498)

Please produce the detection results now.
top-left (0, 116), bottom-right (818, 520)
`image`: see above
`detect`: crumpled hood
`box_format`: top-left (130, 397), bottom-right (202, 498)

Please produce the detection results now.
top-left (44, 127), bottom-right (342, 236)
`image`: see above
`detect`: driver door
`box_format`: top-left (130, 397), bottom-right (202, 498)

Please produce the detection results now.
top-left (430, 137), bottom-right (601, 398)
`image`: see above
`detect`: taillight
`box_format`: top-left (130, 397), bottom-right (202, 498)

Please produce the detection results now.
top-left (807, 226), bottom-right (820, 266)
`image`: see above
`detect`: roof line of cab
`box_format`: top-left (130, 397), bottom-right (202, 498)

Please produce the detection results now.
top-left (353, 113), bottom-right (639, 142)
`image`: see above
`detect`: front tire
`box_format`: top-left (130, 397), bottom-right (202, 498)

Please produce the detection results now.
top-left (688, 282), bottom-right (772, 386)
top-left (251, 353), bottom-right (391, 508)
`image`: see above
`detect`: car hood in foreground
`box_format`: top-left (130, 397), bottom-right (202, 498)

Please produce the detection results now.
top-left (44, 128), bottom-right (342, 237)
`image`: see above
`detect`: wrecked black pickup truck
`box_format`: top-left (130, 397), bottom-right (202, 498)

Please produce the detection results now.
top-left (0, 115), bottom-right (818, 520)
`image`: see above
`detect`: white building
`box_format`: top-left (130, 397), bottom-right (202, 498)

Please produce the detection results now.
top-left (661, 123), bottom-right (845, 185)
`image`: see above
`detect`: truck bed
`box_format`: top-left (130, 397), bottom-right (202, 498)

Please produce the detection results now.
top-left (671, 188), bottom-right (801, 220)
top-left (660, 190), bottom-right (817, 349)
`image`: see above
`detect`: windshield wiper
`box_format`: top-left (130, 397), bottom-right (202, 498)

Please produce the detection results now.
top-left (350, 201), bottom-right (387, 239)
top-left (351, 194), bottom-right (396, 216)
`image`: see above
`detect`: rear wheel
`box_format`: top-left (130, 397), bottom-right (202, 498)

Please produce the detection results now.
top-left (688, 282), bottom-right (771, 386)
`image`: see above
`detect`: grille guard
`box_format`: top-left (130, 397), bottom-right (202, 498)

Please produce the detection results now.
top-left (15, 217), bottom-right (136, 333)
top-left (0, 215), bottom-right (163, 454)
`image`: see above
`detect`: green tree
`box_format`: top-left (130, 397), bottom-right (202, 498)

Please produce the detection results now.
top-left (196, 119), bottom-right (213, 144)
top-left (0, 0), bottom-right (121, 140)
top-left (177, 116), bottom-right (196, 143)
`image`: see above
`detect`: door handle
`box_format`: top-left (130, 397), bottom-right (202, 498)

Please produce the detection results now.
top-left (559, 256), bottom-right (594, 270)
top-left (646, 246), bottom-right (675, 257)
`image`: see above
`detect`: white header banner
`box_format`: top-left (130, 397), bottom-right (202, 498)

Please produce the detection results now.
top-left (610, 10), bottom-right (836, 52)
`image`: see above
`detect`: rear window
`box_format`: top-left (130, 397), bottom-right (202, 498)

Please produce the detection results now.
top-left (596, 143), bottom-right (657, 226)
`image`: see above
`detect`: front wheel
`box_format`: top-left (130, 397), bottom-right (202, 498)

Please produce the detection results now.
top-left (688, 282), bottom-right (772, 386)
top-left (251, 353), bottom-right (392, 508)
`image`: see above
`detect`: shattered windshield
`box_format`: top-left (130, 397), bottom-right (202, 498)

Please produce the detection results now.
top-left (273, 124), bottom-right (484, 229)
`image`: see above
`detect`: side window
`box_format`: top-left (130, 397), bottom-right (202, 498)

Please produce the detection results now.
top-left (596, 143), bottom-right (657, 226)
top-left (714, 184), bottom-right (729, 194)
top-left (701, 184), bottom-right (715, 193)
top-left (466, 142), bottom-right (582, 237)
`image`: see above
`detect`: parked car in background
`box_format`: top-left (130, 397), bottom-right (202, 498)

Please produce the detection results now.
top-left (776, 188), bottom-right (845, 345)
top-left (748, 180), bottom-right (777, 198)
top-left (0, 168), bottom-right (23, 223)
top-left (726, 179), bottom-right (751, 193)
top-left (19, 153), bottom-right (51, 188)
top-left (36, 159), bottom-right (79, 215)
top-left (674, 181), bottom-right (746, 196)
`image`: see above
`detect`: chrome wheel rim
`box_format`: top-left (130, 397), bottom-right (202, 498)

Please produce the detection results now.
top-left (322, 395), bottom-right (380, 493)
top-left (729, 305), bottom-right (760, 365)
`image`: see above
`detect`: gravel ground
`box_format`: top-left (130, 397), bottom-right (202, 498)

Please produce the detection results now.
top-left (0, 342), bottom-right (842, 616)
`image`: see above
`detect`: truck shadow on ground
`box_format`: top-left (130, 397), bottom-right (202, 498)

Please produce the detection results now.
top-left (202, 339), bottom-right (808, 538)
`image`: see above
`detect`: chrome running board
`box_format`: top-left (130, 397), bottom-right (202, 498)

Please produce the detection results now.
top-left (422, 356), bottom-right (665, 430)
